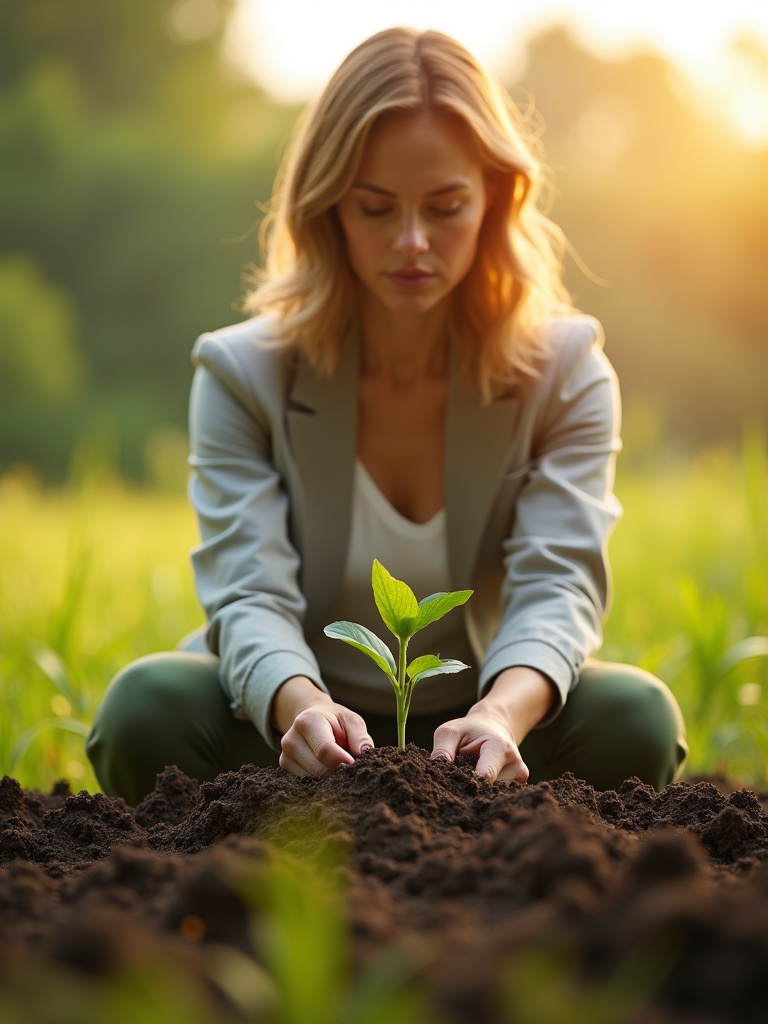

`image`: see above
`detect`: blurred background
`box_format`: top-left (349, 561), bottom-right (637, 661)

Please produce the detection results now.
top-left (1, 0), bottom-right (767, 482)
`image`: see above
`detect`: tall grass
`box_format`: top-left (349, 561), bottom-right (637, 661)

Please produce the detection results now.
top-left (0, 433), bottom-right (766, 793)
top-left (604, 429), bottom-right (768, 783)
top-left (0, 462), bottom-right (200, 793)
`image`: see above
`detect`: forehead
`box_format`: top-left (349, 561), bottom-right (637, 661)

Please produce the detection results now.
top-left (355, 110), bottom-right (484, 188)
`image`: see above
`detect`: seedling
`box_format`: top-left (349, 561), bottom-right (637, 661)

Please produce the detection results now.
top-left (324, 559), bottom-right (472, 748)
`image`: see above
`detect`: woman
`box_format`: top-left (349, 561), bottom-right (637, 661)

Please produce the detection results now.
top-left (87, 27), bottom-right (687, 805)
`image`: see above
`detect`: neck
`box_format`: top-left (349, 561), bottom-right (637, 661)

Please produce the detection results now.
top-left (358, 300), bottom-right (451, 387)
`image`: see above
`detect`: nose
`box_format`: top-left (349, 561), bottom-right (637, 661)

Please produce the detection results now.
top-left (393, 212), bottom-right (429, 255)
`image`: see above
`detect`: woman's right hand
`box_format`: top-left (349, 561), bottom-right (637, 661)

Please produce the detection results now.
top-left (271, 676), bottom-right (373, 777)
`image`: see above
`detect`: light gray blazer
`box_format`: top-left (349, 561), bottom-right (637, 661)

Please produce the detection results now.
top-left (188, 314), bottom-right (622, 745)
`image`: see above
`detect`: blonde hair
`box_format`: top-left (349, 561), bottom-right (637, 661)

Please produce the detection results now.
top-left (244, 27), bottom-right (574, 399)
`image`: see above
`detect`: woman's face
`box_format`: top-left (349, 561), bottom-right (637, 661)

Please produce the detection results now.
top-left (336, 110), bottom-right (490, 319)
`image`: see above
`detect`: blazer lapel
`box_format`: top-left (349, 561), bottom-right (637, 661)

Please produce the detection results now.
top-left (286, 347), bottom-right (359, 637)
top-left (286, 345), bottom-right (519, 628)
top-left (446, 377), bottom-right (520, 589)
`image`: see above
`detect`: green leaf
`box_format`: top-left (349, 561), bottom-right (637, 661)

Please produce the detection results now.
top-left (323, 620), bottom-right (398, 685)
top-left (414, 589), bottom-right (473, 632)
top-left (407, 656), bottom-right (470, 686)
top-left (29, 642), bottom-right (74, 699)
top-left (406, 654), bottom-right (445, 680)
top-left (716, 635), bottom-right (768, 677)
top-left (10, 717), bottom-right (91, 772)
top-left (371, 559), bottom-right (419, 640)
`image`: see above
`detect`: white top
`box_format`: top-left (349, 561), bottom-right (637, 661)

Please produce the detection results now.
top-left (311, 461), bottom-right (476, 714)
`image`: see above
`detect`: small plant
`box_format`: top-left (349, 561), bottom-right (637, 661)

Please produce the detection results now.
top-left (324, 559), bottom-right (472, 747)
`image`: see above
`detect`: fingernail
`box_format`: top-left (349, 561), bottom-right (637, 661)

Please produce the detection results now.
top-left (360, 743), bottom-right (373, 753)
top-left (430, 752), bottom-right (450, 762)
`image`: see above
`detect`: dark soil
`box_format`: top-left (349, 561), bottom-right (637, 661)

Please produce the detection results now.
top-left (2, 747), bottom-right (768, 1023)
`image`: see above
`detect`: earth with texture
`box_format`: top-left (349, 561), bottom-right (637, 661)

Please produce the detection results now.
top-left (1, 746), bottom-right (767, 1022)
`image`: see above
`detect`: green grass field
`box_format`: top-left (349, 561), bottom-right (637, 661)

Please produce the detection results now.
top-left (1, 434), bottom-right (766, 794)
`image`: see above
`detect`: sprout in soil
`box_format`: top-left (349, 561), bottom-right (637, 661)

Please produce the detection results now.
top-left (323, 559), bottom-right (473, 748)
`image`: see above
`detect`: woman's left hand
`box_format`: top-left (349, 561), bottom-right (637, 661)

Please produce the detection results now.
top-left (430, 666), bottom-right (558, 784)
top-left (430, 708), bottom-right (529, 784)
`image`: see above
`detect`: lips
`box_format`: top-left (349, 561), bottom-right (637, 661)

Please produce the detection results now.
top-left (387, 267), bottom-right (435, 287)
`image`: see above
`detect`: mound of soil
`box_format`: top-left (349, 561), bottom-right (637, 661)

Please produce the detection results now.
top-left (1, 747), bottom-right (768, 1022)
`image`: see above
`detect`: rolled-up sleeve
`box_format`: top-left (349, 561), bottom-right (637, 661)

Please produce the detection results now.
top-left (478, 322), bottom-right (622, 721)
top-left (188, 333), bottom-right (327, 746)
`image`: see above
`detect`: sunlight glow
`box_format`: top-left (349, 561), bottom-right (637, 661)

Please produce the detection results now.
top-left (228, 0), bottom-right (768, 146)
top-left (722, 40), bottom-right (768, 146)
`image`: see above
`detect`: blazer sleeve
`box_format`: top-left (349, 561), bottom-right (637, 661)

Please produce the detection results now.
top-left (188, 330), bottom-right (328, 747)
top-left (477, 319), bottom-right (623, 722)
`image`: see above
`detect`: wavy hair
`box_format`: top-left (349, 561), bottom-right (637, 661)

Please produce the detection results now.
top-left (243, 27), bottom-right (574, 398)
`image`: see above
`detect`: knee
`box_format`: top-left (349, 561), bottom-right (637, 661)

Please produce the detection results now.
top-left (589, 665), bottom-right (688, 789)
top-left (86, 653), bottom-right (218, 801)
top-left (88, 655), bottom-right (178, 756)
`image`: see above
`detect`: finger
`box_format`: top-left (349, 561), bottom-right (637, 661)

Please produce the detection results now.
top-left (496, 751), bottom-right (530, 785)
top-left (282, 720), bottom-right (350, 777)
top-left (280, 730), bottom-right (330, 778)
top-left (474, 735), bottom-right (529, 783)
top-left (278, 749), bottom-right (311, 778)
top-left (499, 761), bottom-right (528, 782)
top-left (474, 742), bottom-right (509, 782)
top-left (430, 721), bottom-right (464, 763)
top-left (336, 710), bottom-right (375, 757)
top-left (293, 709), bottom-right (356, 771)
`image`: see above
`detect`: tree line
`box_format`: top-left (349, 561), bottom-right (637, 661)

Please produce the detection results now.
top-left (1, 0), bottom-right (766, 480)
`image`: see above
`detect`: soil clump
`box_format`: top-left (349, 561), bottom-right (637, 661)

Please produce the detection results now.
top-left (1, 746), bottom-right (767, 1022)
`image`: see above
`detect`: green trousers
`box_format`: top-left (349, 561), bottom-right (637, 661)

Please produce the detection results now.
top-left (87, 653), bottom-right (687, 807)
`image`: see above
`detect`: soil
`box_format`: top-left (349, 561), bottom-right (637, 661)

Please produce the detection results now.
top-left (1, 747), bottom-right (768, 1023)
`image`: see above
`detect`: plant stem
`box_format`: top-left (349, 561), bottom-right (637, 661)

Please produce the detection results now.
top-left (396, 638), bottom-right (408, 748)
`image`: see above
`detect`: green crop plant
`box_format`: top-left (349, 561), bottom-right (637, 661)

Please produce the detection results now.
top-left (232, 845), bottom-right (430, 1024)
top-left (324, 559), bottom-right (472, 747)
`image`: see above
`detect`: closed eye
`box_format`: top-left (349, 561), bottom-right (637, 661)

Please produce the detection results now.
top-left (361, 205), bottom-right (393, 217)
top-left (429, 203), bottom-right (463, 217)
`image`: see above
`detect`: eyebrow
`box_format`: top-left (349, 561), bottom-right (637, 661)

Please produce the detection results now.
top-left (351, 181), bottom-right (471, 198)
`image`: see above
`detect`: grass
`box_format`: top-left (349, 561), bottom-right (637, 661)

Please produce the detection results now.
top-left (0, 462), bottom-right (201, 794)
top-left (0, 432), bottom-right (766, 793)
top-left (604, 430), bottom-right (768, 783)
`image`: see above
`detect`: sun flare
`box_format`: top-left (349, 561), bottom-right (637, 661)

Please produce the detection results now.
top-left (228, 0), bottom-right (768, 146)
